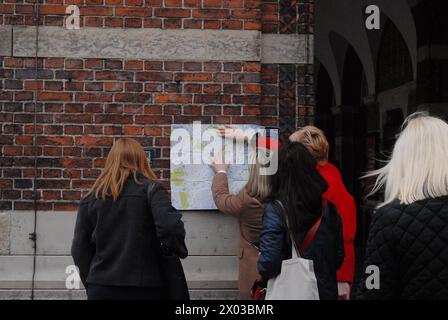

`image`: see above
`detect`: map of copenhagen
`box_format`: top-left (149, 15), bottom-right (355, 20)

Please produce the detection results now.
top-left (170, 124), bottom-right (267, 210)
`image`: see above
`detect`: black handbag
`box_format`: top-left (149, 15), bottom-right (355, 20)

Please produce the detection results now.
top-left (146, 181), bottom-right (190, 300)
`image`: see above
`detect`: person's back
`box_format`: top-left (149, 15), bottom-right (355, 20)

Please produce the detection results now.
top-left (356, 112), bottom-right (448, 300)
top-left (258, 201), bottom-right (344, 299)
top-left (257, 142), bottom-right (344, 300)
top-left (75, 176), bottom-right (183, 288)
top-left (355, 196), bottom-right (448, 299)
top-left (71, 138), bottom-right (187, 300)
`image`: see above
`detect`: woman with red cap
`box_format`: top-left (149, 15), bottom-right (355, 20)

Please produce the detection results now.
top-left (209, 127), bottom-right (277, 299)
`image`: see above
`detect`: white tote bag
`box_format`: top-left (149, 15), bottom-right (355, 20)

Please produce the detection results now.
top-left (265, 202), bottom-right (320, 300)
top-left (265, 235), bottom-right (319, 300)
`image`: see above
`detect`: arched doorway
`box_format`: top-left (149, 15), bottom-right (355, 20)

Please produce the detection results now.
top-left (376, 18), bottom-right (415, 153)
top-left (315, 61), bottom-right (336, 162)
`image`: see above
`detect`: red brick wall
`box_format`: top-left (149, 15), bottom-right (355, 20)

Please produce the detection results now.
top-left (0, 1), bottom-right (314, 211)
top-left (0, 0), bottom-right (261, 30)
top-left (0, 57), bottom-right (274, 211)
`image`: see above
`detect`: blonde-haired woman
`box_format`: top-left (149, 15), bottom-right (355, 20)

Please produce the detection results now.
top-left (356, 112), bottom-right (448, 299)
top-left (71, 138), bottom-right (187, 300)
top-left (210, 133), bottom-right (274, 300)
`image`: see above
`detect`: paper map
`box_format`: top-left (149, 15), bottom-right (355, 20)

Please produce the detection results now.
top-left (170, 124), bottom-right (263, 210)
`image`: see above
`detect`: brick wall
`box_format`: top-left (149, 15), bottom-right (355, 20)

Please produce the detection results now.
top-left (0, 0), bottom-right (261, 30)
top-left (261, 0), bottom-right (314, 135)
top-left (0, 1), bottom-right (314, 211)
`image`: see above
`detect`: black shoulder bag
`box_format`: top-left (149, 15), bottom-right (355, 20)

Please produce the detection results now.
top-left (146, 181), bottom-right (190, 300)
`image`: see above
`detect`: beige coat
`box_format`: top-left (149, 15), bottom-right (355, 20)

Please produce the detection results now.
top-left (212, 172), bottom-right (264, 300)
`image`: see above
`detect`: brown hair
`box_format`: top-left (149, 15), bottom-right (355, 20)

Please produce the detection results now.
top-left (289, 126), bottom-right (329, 162)
top-left (86, 138), bottom-right (157, 200)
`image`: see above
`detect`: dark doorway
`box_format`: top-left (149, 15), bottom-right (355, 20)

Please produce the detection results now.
top-left (315, 61), bottom-right (336, 163)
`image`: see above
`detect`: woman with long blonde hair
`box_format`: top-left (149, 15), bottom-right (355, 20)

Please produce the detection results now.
top-left (355, 112), bottom-right (448, 299)
top-left (210, 129), bottom-right (278, 299)
top-left (71, 138), bottom-right (188, 300)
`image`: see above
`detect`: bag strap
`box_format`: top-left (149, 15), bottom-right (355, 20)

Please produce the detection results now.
top-left (146, 180), bottom-right (157, 203)
top-left (299, 199), bottom-right (327, 255)
top-left (275, 199), bottom-right (326, 257)
top-left (299, 216), bottom-right (322, 256)
top-left (274, 200), bottom-right (301, 258)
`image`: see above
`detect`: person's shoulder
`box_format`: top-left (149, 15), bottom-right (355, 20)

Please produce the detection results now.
top-left (264, 201), bottom-right (276, 213)
top-left (376, 199), bottom-right (404, 215)
top-left (264, 201), bottom-right (284, 219)
top-left (239, 188), bottom-right (264, 208)
top-left (79, 192), bottom-right (96, 205)
top-left (322, 162), bottom-right (342, 177)
top-left (371, 199), bottom-right (404, 228)
top-left (140, 177), bottom-right (165, 193)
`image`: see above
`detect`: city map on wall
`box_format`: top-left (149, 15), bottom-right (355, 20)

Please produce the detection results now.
top-left (170, 124), bottom-right (275, 210)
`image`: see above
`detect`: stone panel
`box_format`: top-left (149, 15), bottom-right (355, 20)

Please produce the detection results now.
top-left (261, 34), bottom-right (313, 64)
top-left (13, 26), bottom-right (261, 62)
top-left (6, 211), bottom-right (239, 256)
top-left (0, 25), bottom-right (12, 57)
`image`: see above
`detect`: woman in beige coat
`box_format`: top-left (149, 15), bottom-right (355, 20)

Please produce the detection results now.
top-left (210, 132), bottom-right (273, 300)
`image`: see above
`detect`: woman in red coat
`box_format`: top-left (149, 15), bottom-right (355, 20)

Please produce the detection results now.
top-left (290, 126), bottom-right (357, 299)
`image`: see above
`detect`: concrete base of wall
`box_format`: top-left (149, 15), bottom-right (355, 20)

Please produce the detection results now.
top-left (0, 289), bottom-right (238, 300)
top-left (0, 210), bottom-right (240, 300)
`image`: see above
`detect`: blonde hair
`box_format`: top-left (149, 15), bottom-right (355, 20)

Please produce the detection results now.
top-left (87, 138), bottom-right (157, 200)
top-left (245, 148), bottom-right (271, 201)
top-left (365, 112), bottom-right (448, 207)
top-left (289, 126), bottom-right (329, 162)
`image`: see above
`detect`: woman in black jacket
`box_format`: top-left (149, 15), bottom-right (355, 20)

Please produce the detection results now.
top-left (356, 112), bottom-right (448, 299)
top-left (257, 142), bottom-right (344, 299)
top-left (71, 138), bottom-right (188, 300)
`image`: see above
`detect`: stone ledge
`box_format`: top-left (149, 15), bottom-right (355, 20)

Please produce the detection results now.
top-left (0, 255), bottom-right (238, 290)
top-left (4, 25), bottom-right (314, 64)
top-left (13, 26), bottom-right (260, 62)
top-left (0, 289), bottom-right (238, 300)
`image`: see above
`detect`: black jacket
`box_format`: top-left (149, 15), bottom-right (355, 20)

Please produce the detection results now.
top-left (257, 201), bottom-right (344, 300)
top-left (355, 196), bottom-right (448, 299)
top-left (71, 175), bottom-right (187, 289)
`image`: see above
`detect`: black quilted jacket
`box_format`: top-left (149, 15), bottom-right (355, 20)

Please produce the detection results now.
top-left (355, 196), bottom-right (448, 299)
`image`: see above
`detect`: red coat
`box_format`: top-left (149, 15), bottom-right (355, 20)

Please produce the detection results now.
top-left (317, 162), bottom-right (356, 283)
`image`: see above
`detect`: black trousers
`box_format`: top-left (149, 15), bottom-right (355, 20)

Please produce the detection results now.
top-left (87, 284), bottom-right (167, 300)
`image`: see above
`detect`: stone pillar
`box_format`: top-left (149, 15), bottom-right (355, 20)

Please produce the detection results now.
top-left (261, 0), bottom-right (315, 139)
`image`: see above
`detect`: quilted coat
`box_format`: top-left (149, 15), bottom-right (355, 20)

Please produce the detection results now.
top-left (355, 196), bottom-right (448, 299)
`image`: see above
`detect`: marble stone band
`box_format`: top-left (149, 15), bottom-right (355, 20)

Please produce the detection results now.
top-left (0, 25), bottom-right (313, 63)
